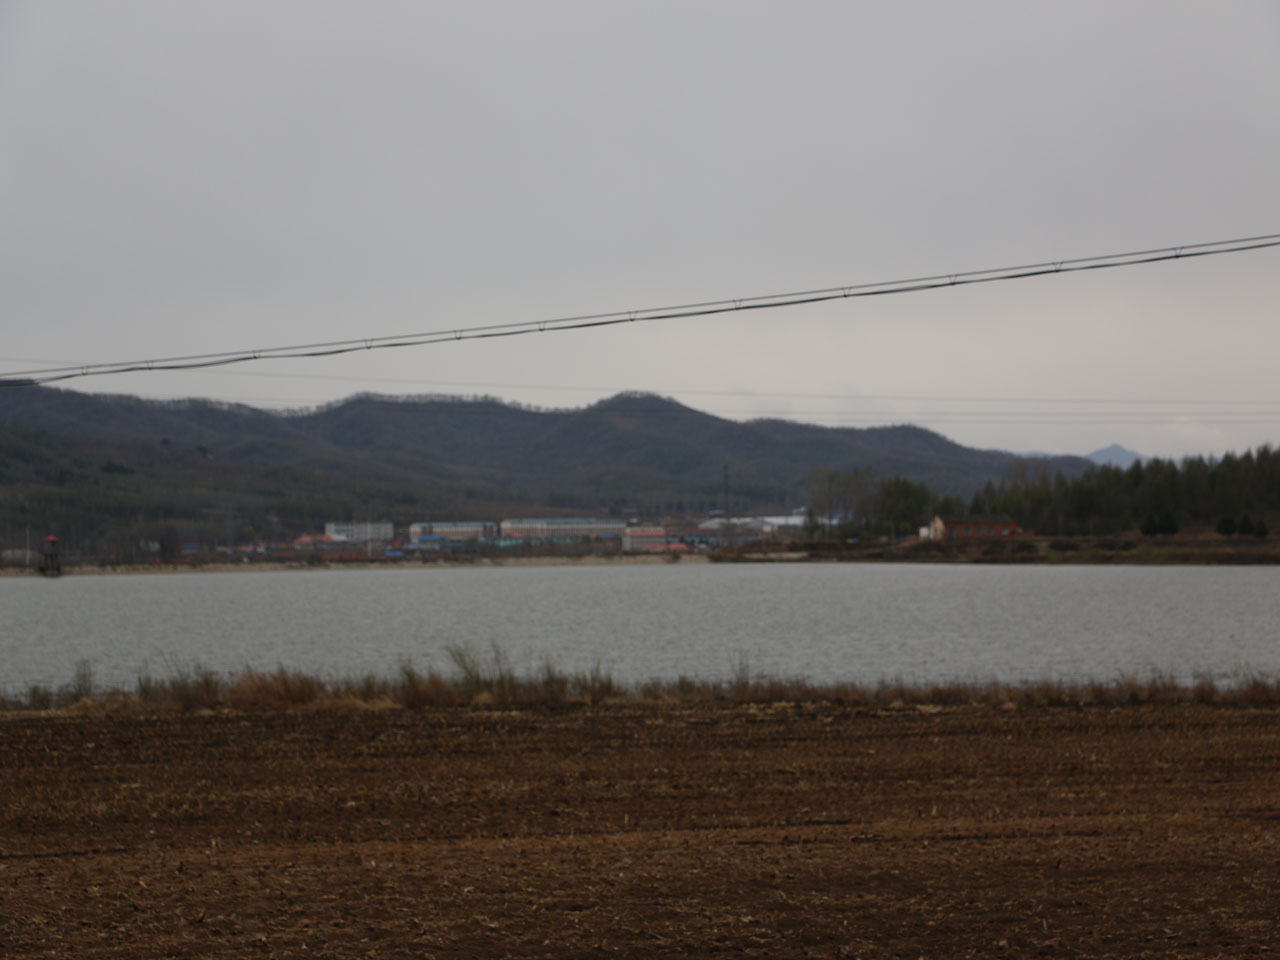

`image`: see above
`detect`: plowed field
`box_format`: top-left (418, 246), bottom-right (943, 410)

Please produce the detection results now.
top-left (2, 703), bottom-right (1278, 957)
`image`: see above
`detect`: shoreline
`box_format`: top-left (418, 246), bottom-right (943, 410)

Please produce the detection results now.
top-left (5, 533), bottom-right (1279, 575)
top-left (7, 537), bottom-right (1280, 576)
top-left (0, 552), bottom-right (710, 577)
top-left (720, 533), bottom-right (1280, 566)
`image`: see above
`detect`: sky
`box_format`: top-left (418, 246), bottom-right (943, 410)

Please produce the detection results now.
top-left (2, 1), bottom-right (1278, 460)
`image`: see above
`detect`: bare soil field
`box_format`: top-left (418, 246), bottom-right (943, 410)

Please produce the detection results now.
top-left (2, 703), bottom-right (1278, 958)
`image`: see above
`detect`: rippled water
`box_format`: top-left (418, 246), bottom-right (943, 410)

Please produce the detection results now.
top-left (2, 562), bottom-right (1278, 693)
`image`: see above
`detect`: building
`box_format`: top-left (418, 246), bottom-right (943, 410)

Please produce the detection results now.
top-left (499, 518), bottom-right (626, 541)
top-left (929, 515), bottom-right (1027, 540)
top-left (622, 525), bottom-right (670, 552)
top-left (324, 521), bottom-right (394, 543)
top-left (408, 521), bottom-right (497, 543)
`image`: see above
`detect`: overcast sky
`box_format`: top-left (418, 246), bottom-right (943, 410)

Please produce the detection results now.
top-left (2, 1), bottom-right (1278, 459)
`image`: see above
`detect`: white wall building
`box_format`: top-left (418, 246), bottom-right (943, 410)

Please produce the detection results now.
top-left (408, 521), bottom-right (496, 541)
top-left (622, 526), bottom-right (668, 552)
top-left (500, 518), bottom-right (626, 539)
top-left (325, 521), bottom-right (394, 543)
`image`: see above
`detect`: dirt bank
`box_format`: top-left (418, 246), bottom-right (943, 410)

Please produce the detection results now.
top-left (718, 534), bottom-right (1280, 565)
top-left (3, 703), bottom-right (1277, 957)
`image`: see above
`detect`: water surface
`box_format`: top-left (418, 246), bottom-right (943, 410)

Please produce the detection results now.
top-left (2, 562), bottom-right (1276, 693)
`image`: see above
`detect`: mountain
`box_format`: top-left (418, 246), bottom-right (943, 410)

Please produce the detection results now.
top-left (0, 386), bottom-right (1093, 548)
top-left (1086, 444), bottom-right (1146, 469)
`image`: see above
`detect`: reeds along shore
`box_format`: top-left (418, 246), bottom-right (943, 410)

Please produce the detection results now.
top-left (6, 654), bottom-right (1280, 714)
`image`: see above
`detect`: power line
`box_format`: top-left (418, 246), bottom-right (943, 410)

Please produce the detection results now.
top-left (129, 369), bottom-right (1280, 407)
top-left (14, 362), bottom-right (1280, 408)
top-left (3, 232), bottom-right (1278, 388)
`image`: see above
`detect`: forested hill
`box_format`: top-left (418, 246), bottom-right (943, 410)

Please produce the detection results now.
top-left (0, 386), bottom-right (1091, 545)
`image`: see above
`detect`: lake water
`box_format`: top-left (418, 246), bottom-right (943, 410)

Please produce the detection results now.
top-left (1, 562), bottom-right (1278, 694)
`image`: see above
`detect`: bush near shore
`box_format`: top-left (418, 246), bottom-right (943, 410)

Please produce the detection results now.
top-left (6, 652), bottom-right (1280, 714)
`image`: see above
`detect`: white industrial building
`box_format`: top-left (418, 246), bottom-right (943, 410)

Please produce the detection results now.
top-left (500, 517), bottom-right (627, 540)
top-left (409, 521), bottom-right (497, 542)
top-left (324, 521), bottom-right (394, 543)
top-left (622, 525), bottom-right (668, 552)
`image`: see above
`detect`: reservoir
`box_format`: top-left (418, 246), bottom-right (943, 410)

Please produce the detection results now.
top-left (2, 562), bottom-right (1277, 694)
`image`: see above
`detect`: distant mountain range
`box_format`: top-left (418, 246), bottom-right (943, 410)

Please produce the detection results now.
top-left (1020, 444), bottom-right (1147, 469)
top-left (1086, 444), bottom-right (1146, 469)
top-left (0, 387), bottom-right (1096, 543)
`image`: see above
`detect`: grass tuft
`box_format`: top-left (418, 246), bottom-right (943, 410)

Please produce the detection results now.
top-left (226, 668), bottom-right (327, 711)
top-left (25, 684), bottom-right (54, 711)
top-left (396, 664), bottom-right (458, 709)
top-left (135, 665), bottom-right (225, 712)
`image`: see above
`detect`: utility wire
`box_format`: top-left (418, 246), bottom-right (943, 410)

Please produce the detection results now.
top-left (15, 362), bottom-right (1280, 407)
top-left (3, 232), bottom-right (1278, 387)
top-left (130, 368), bottom-right (1280, 407)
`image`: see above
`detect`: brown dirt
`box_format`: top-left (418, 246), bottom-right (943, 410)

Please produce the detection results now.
top-left (2, 703), bottom-right (1278, 958)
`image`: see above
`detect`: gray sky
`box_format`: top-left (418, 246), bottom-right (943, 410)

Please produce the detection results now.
top-left (3, 1), bottom-right (1278, 460)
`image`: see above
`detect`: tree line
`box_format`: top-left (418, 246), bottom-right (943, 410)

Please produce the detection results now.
top-left (808, 445), bottom-right (1278, 538)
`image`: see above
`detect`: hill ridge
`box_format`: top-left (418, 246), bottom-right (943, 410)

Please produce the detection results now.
top-left (0, 386), bottom-right (1094, 545)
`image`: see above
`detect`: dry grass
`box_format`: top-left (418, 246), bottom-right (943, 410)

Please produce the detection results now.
top-left (225, 667), bottom-right (327, 711)
top-left (4, 660), bottom-right (1280, 714)
top-left (392, 664), bottom-right (459, 709)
